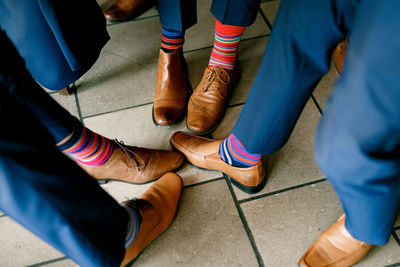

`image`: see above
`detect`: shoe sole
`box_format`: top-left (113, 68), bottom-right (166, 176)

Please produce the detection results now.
top-left (169, 140), bottom-right (266, 194)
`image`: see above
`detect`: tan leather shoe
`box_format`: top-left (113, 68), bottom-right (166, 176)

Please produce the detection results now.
top-left (104, 0), bottom-right (154, 22)
top-left (79, 140), bottom-right (184, 184)
top-left (121, 172), bottom-right (183, 266)
top-left (186, 63), bottom-right (240, 134)
top-left (333, 39), bottom-right (347, 75)
top-left (299, 215), bottom-right (372, 267)
top-left (153, 49), bottom-right (190, 127)
top-left (170, 131), bottom-right (265, 193)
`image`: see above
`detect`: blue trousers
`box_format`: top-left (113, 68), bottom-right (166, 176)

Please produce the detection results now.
top-left (157, 0), bottom-right (261, 31)
top-left (233, 0), bottom-right (400, 245)
top-left (0, 0), bottom-right (109, 90)
top-left (0, 31), bottom-right (127, 267)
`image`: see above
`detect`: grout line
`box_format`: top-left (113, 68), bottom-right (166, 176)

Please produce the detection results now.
top-left (393, 226), bottom-right (400, 231)
top-left (183, 177), bottom-right (225, 189)
top-left (0, 214), bottom-right (6, 218)
top-left (72, 83), bottom-right (84, 125)
top-left (238, 178), bottom-right (327, 204)
top-left (227, 102), bottom-right (245, 108)
top-left (385, 262), bottom-right (400, 267)
top-left (225, 176), bottom-right (265, 266)
top-left (106, 14), bottom-right (160, 27)
top-left (82, 102), bottom-right (154, 120)
top-left (258, 7), bottom-right (273, 31)
top-left (183, 34), bottom-right (270, 54)
top-left (393, 230), bottom-right (400, 247)
top-left (311, 94), bottom-right (323, 115)
top-left (26, 256), bottom-right (68, 267)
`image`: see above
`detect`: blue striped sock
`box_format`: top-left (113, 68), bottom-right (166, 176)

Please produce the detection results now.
top-left (161, 28), bottom-right (184, 53)
top-left (219, 134), bottom-right (262, 167)
top-left (123, 205), bottom-right (141, 249)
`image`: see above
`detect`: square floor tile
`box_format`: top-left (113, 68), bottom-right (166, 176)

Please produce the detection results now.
top-left (133, 180), bottom-right (259, 266)
top-left (241, 181), bottom-right (343, 266)
top-left (102, 17), bottom-right (162, 68)
top-left (51, 92), bottom-right (79, 118)
top-left (84, 104), bottom-right (223, 185)
top-left (0, 217), bottom-right (65, 266)
top-left (312, 62), bottom-right (339, 112)
top-left (260, 0), bottom-right (281, 28)
top-left (76, 51), bottom-right (157, 117)
top-left (241, 181), bottom-right (400, 266)
top-left (213, 101), bottom-right (325, 201)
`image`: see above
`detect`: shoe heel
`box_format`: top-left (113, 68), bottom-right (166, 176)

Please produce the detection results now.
top-left (226, 174), bottom-right (267, 194)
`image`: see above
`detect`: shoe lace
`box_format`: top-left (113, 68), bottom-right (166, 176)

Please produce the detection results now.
top-left (114, 139), bottom-right (146, 171)
top-left (202, 68), bottom-right (227, 93)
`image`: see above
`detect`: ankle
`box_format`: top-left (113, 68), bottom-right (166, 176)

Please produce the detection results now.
top-left (219, 133), bottom-right (261, 167)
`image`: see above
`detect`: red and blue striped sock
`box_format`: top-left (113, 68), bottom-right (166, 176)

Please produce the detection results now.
top-left (58, 127), bottom-right (114, 166)
top-left (161, 28), bottom-right (184, 53)
top-left (219, 133), bottom-right (261, 167)
top-left (123, 204), bottom-right (141, 249)
top-left (208, 19), bottom-right (245, 70)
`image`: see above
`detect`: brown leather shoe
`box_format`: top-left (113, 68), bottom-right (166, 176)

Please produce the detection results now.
top-left (333, 39), bottom-right (347, 75)
top-left (299, 215), bottom-right (372, 267)
top-left (78, 140), bottom-right (184, 184)
top-left (170, 131), bottom-right (265, 193)
top-left (104, 0), bottom-right (154, 22)
top-left (121, 172), bottom-right (183, 266)
top-left (153, 49), bottom-right (190, 127)
top-left (186, 63), bottom-right (240, 134)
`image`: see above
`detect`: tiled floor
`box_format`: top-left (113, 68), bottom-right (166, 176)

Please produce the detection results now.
top-left (1, 1), bottom-right (400, 266)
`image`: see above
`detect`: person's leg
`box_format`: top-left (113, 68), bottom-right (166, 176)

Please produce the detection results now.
top-left (171, 0), bottom-right (354, 193)
top-left (300, 1), bottom-right (400, 266)
top-left (316, 0), bottom-right (400, 246)
top-left (232, 0), bottom-right (355, 154)
top-left (0, 31), bottom-right (128, 267)
top-left (186, 0), bottom-right (260, 134)
top-left (0, 30), bottom-right (183, 267)
top-left (152, 0), bottom-right (197, 126)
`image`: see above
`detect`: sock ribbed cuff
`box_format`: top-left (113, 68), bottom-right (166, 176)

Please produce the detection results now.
top-left (161, 28), bottom-right (185, 52)
top-left (219, 133), bottom-right (261, 167)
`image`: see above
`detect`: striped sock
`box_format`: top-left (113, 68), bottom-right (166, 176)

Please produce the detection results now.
top-left (123, 205), bottom-right (141, 249)
top-left (219, 133), bottom-right (261, 167)
top-left (208, 19), bottom-right (245, 70)
top-left (161, 28), bottom-right (184, 53)
top-left (58, 127), bottom-right (114, 166)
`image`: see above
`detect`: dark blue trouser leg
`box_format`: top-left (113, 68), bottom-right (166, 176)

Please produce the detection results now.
top-left (315, 0), bottom-right (400, 245)
top-left (233, 0), bottom-right (356, 154)
top-left (157, 0), bottom-right (197, 31)
top-left (157, 0), bottom-right (261, 31)
top-left (0, 31), bottom-right (127, 267)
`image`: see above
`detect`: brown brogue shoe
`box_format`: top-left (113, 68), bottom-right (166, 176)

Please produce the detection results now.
top-left (299, 215), bottom-right (372, 267)
top-left (121, 172), bottom-right (183, 266)
top-left (186, 63), bottom-right (240, 134)
top-left (153, 49), bottom-right (191, 127)
top-left (79, 140), bottom-right (184, 184)
top-left (104, 0), bottom-right (154, 21)
top-left (170, 131), bottom-right (265, 193)
top-left (333, 39), bottom-right (347, 75)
